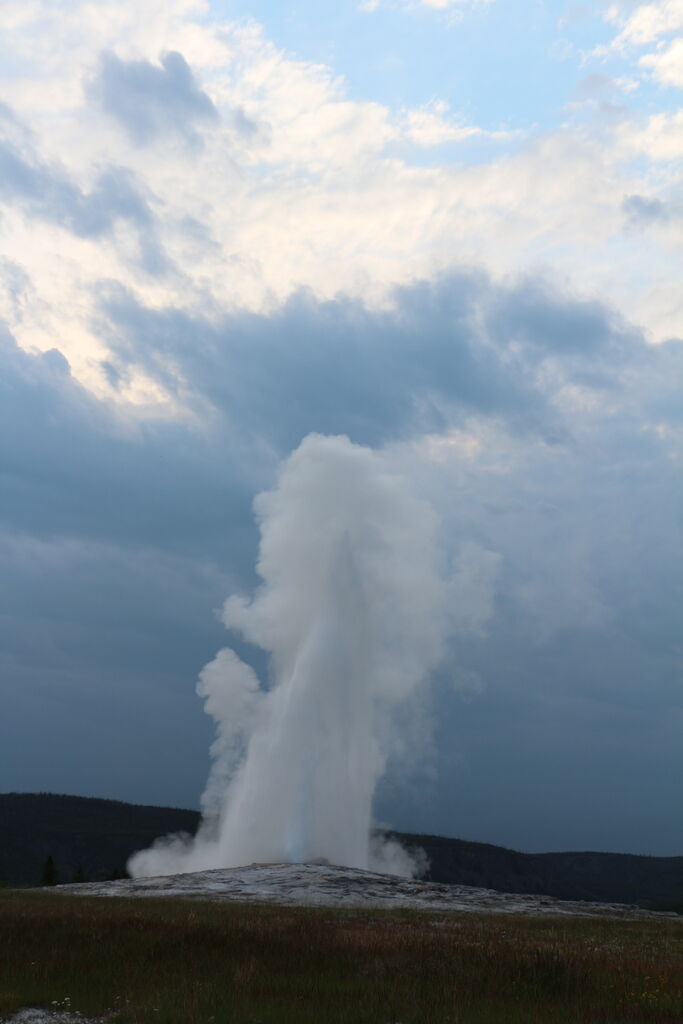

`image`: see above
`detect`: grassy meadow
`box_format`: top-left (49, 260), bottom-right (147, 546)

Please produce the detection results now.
top-left (0, 888), bottom-right (681, 1024)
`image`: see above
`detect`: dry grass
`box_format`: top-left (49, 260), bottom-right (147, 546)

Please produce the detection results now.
top-left (1, 888), bottom-right (681, 1023)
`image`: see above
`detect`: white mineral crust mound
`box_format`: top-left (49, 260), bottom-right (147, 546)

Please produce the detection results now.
top-left (54, 861), bottom-right (675, 919)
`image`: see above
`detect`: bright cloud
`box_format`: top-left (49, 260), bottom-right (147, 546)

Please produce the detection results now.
top-left (601, 1), bottom-right (683, 88)
top-left (640, 35), bottom-right (683, 85)
top-left (606, 1), bottom-right (683, 48)
top-left (0, 0), bottom-right (681, 407)
top-left (400, 99), bottom-right (514, 145)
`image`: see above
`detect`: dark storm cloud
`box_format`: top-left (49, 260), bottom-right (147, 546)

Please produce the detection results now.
top-left (98, 271), bottom-right (668, 454)
top-left (8, 272), bottom-right (676, 558)
top-left (6, 269), bottom-right (646, 562)
top-left (484, 276), bottom-right (638, 359)
top-left (0, 326), bottom-right (262, 804)
top-left (0, 529), bottom-right (226, 806)
top-left (405, 671), bottom-right (682, 854)
top-left (89, 50), bottom-right (219, 147)
top-left (0, 329), bottom-right (257, 559)
top-left (99, 273), bottom-right (601, 450)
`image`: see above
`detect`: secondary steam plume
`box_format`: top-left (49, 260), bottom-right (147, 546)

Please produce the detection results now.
top-left (130, 434), bottom-right (445, 878)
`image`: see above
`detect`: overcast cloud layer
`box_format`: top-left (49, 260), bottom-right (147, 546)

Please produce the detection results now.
top-left (1, 0), bottom-right (682, 855)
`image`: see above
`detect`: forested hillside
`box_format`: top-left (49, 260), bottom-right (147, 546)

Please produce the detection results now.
top-left (0, 793), bottom-right (199, 886)
top-left (1, 793), bottom-right (681, 912)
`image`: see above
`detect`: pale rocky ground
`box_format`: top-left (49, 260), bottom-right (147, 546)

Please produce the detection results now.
top-left (5, 863), bottom-right (677, 1024)
top-left (53, 861), bottom-right (678, 919)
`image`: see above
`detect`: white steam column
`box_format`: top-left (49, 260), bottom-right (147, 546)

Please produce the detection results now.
top-left (130, 434), bottom-right (445, 878)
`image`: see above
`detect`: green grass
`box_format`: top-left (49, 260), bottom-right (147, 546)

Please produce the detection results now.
top-left (0, 889), bottom-right (681, 1023)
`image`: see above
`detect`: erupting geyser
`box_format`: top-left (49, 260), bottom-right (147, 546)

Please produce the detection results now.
top-left (130, 434), bottom-right (446, 878)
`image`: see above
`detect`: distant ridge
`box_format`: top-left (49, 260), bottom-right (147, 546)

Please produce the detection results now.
top-left (1, 793), bottom-right (681, 913)
top-left (394, 830), bottom-right (683, 914)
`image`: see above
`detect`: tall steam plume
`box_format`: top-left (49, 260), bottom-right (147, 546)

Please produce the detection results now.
top-left (130, 434), bottom-right (446, 878)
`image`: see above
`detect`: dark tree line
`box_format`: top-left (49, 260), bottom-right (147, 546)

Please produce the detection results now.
top-left (39, 855), bottom-right (129, 886)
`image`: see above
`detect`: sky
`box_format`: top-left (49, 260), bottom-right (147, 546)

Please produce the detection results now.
top-left (1, 0), bottom-right (682, 856)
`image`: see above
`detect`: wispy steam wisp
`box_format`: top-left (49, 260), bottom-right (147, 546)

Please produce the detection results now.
top-left (129, 434), bottom-right (446, 877)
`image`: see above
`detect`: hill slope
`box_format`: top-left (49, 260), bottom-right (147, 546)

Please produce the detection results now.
top-left (0, 792), bottom-right (199, 886)
top-left (395, 830), bottom-right (683, 913)
top-left (1, 792), bottom-right (681, 911)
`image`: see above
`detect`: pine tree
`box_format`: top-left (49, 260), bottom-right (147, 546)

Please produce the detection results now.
top-left (41, 855), bottom-right (58, 886)
top-left (107, 866), bottom-right (130, 880)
